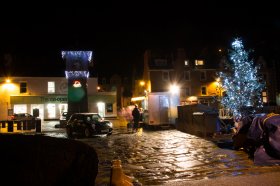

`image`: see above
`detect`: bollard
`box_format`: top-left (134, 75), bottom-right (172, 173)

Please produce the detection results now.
top-left (23, 120), bottom-right (27, 130)
top-left (17, 121), bottom-right (22, 131)
top-left (1, 121), bottom-right (5, 128)
top-left (35, 119), bottom-right (41, 133)
top-left (7, 121), bottom-right (13, 132)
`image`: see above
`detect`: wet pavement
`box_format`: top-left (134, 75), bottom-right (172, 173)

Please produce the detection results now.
top-left (41, 119), bottom-right (280, 186)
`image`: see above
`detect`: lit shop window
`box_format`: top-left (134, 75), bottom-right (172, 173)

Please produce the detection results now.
top-left (47, 104), bottom-right (56, 118)
top-left (48, 82), bottom-right (55, 93)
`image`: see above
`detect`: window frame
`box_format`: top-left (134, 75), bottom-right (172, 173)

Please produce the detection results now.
top-left (20, 82), bottom-right (27, 94)
top-left (48, 81), bottom-right (55, 94)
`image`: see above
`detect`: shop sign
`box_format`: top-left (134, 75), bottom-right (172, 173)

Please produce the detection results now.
top-left (41, 97), bottom-right (68, 103)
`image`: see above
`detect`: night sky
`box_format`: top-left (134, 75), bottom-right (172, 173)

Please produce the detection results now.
top-left (0, 2), bottom-right (279, 78)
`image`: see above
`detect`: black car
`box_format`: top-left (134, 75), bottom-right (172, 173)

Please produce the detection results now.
top-left (11, 113), bottom-right (36, 120)
top-left (66, 113), bottom-right (113, 138)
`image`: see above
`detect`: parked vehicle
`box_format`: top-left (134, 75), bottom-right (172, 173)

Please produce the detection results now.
top-left (146, 92), bottom-right (179, 126)
top-left (11, 113), bottom-right (36, 120)
top-left (66, 113), bottom-right (113, 138)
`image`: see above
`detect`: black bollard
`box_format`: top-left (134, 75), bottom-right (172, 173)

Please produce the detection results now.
top-left (7, 121), bottom-right (13, 132)
top-left (36, 119), bottom-right (41, 133)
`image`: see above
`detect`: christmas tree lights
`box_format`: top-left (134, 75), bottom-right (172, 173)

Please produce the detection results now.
top-left (219, 38), bottom-right (265, 118)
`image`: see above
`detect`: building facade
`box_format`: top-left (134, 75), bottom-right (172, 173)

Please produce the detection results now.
top-left (0, 76), bottom-right (117, 120)
top-left (142, 48), bottom-right (219, 106)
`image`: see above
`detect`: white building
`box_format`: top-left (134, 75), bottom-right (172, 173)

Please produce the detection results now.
top-left (0, 77), bottom-right (117, 120)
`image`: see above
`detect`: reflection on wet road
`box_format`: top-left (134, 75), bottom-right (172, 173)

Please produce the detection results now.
top-left (44, 120), bottom-right (280, 185)
top-left (79, 120), bottom-right (280, 185)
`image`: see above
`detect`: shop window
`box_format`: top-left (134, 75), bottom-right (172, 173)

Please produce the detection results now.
top-left (20, 82), bottom-right (27, 93)
top-left (48, 82), bottom-right (55, 93)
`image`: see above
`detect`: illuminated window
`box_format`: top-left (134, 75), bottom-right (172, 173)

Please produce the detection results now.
top-left (48, 82), bottom-right (55, 93)
top-left (262, 91), bottom-right (267, 103)
top-left (201, 86), bottom-right (207, 95)
top-left (195, 60), bottom-right (204, 66)
top-left (184, 60), bottom-right (189, 66)
top-left (20, 82), bottom-right (27, 93)
top-left (162, 71), bottom-right (169, 81)
top-left (200, 71), bottom-right (206, 80)
top-left (184, 71), bottom-right (190, 80)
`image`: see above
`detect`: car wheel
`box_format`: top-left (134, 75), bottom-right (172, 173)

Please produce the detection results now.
top-left (84, 127), bottom-right (92, 138)
top-left (66, 127), bottom-right (73, 138)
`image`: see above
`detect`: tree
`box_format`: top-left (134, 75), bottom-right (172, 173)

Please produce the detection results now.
top-left (219, 38), bottom-right (265, 118)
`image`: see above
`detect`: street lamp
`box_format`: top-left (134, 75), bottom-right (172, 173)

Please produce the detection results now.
top-left (169, 84), bottom-right (180, 94)
top-left (2, 79), bottom-right (16, 91)
top-left (139, 81), bottom-right (145, 87)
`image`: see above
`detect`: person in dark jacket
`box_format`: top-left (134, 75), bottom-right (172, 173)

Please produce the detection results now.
top-left (132, 104), bottom-right (141, 132)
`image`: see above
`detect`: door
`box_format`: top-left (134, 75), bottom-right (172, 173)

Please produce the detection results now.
top-left (159, 95), bottom-right (169, 124)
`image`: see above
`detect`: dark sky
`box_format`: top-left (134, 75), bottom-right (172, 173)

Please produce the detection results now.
top-left (0, 2), bottom-right (279, 77)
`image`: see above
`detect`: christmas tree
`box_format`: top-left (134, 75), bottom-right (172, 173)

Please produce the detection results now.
top-left (219, 38), bottom-right (265, 118)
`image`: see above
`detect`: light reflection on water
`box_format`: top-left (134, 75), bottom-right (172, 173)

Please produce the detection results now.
top-left (50, 121), bottom-right (280, 186)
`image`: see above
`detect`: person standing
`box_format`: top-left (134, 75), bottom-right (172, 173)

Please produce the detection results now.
top-left (132, 104), bottom-right (140, 132)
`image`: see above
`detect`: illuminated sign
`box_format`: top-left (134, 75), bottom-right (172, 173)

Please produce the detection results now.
top-left (73, 80), bottom-right (82, 88)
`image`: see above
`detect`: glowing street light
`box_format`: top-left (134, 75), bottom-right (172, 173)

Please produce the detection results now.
top-left (2, 79), bottom-right (16, 91)
top-left (169, 84), bottom-right (180, 94)
top-left (139, 81), bottom-right (145, 87)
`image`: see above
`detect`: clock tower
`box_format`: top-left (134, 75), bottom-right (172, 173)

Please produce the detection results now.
top-left (61, 51), bottom-right (93, 116)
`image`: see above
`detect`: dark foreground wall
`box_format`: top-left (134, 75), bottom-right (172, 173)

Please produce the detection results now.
top-left (0, 134), bottom-right (98, 186)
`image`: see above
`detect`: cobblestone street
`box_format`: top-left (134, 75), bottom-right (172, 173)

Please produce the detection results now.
top-left (42, 119), bottom-right (280, 185)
